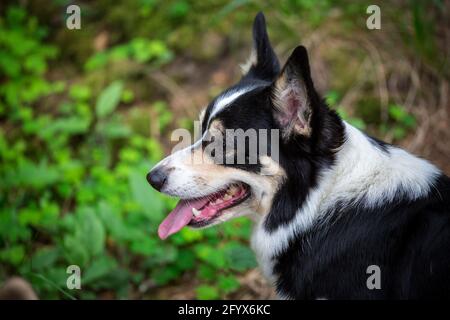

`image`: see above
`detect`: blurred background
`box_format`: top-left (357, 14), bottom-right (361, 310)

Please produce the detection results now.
top-left (0, 0), bottom-right (448, 299)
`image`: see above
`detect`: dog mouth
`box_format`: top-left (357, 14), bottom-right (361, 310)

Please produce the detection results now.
top-left (158, 183), bottom-right (250, 240)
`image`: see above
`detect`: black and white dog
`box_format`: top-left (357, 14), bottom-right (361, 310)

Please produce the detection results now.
top-left (147, 12), bottom-right (450, 299)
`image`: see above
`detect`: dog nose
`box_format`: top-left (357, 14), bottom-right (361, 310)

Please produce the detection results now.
top-left (146, 167), bottom-right (168, 191)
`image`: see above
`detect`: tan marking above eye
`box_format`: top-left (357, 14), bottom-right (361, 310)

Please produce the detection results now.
top-left (208, 119), bottom-right (224, 133)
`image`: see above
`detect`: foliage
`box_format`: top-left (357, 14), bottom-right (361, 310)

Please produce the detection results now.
top-left (0, 5), bottom-right (255, 299)
top-left (1, 0), bottom-right (445, 299)
top-left (326, 91), bottom-right (417, 140)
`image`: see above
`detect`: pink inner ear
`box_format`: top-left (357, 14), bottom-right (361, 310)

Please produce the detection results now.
top-left (277, 84), bottom-right (307, 128)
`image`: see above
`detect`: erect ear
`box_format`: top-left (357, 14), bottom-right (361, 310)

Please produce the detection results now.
top-left (241, 12), bottom-right (280, 81)
top-left (271, 46), bottom-right (319, 139)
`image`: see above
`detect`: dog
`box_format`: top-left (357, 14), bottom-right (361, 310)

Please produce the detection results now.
top-left (147, 12), bottom-right (450, 299)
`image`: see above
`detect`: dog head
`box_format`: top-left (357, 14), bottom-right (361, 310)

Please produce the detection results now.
top-left (147, 12), bottom-right (343, 239)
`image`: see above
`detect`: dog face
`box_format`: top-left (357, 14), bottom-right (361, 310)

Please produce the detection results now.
top-left (147, 13), bottom-right (340, 239)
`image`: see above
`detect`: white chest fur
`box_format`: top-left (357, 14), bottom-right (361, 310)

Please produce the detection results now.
top-left (250, 122), bottom-right (439, 290)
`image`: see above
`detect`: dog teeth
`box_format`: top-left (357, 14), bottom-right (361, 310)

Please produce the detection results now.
top-left (229, 185), bottom-right (238, 194)
top-left (223, 194), bottom-right (232, 201)
top-left (192, 208), bottom-right (201, 217)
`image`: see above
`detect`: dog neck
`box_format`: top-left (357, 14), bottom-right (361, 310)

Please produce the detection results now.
top-left (251, 121), bottom-right (440, 284)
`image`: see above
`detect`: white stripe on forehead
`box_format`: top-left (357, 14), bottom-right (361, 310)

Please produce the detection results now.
top-left (206, 86), bottom-right (256, 125)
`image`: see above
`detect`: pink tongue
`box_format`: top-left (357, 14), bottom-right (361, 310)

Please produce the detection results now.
top-left (158, 197), bottom-right (210, 240)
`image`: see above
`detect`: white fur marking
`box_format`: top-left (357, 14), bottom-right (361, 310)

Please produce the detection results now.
top-left (252, 121), bottom-right (440, 282)
top-left (208, 87), bottom-right (256, 125)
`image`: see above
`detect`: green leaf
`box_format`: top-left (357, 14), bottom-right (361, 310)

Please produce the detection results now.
top-left (348, 117), bottom-right (366, 130)
top-left (325, 90), bottom-right (340, 106)
top-left (18, 207), bottom-right (42, 226)
top-left (393, 126), bottom-right (407, 140)
top-left (197, 264), bottom-right (216, 281)
top-left (9, 160), bottom-right (59, 189)
top-left (389, 104), bottom-right (408, 122)
top-left (169, 1), bottom-right (190, 19)
top-left (194, 244), bottom-right (226, 269)
top-left (336, 107), bottom-right (348, 119)
top-left (152, 267), bottom-right (181, 285)
top-left (223, 217), bottom-right (252, 239)
top-left (0, 245), bottom-right (25, 266)
top-left (69, 84), bottom-right (91, 101)
top-left (153, 101), bottom-right (173, 132)
top-left (97, 201), bottom-right (128, 241)
top-left (218, 275), bottom-right (240, 294)
top-left (95, 81), bottom-right (123, 118)
top-left (63, 234), bottom-right (89, 267)
top-left (30, 269), bottom-right (76, 300)
top-left (174, 250), bottom-right (195, 271)
top-left (144, 245), bottom-right (178, 266)
top-left (89, 268), bottom-right (130, 290)
top-left (130, 237), bottom-right (158, 256)
top-left (31, 247), bottom-right (59, 270)
top-left (179, 227), bottom-right (203, 243)
top-left (78, 209), bottom-right (106, 257)
top-left (129, 169), bottom-right (165, 220)
top-left (0, 52), bottom-right (21, 77)
top-left (63, 208), bottom-right (106, 265)
top-left (96, 118), bottom-right (131, 138)
top-left (0, 211), bottom-right (31, 242)
top-left (83, 255), bottom-right (118, 284)
top-left (223, 243), bottom-right (257, 271)
top-left (121, 89), bottom-right (134, 103)
top-left (84, 52), bottom-right (108, 71)
top-left (196, 285), bottom-right (219, 300)
top-left (403, 114), bottom-right (417, 128)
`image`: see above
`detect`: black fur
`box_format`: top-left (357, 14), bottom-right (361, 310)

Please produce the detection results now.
top-left (201, 12), bottom-right (450, 299)
top-left (264, 46), bottom-right (345, 230)
top-left (273, 174), bottom-right (450, 299)
top-left (243, 12), bottom-right (280, 82)
top-left (204, 46), bottom-right (345, 231)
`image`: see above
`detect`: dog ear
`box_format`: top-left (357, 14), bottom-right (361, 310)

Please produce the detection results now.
top-left (241, 12), bottom-right (280, 81)
top-left (271, 46), bottom-right (319, 138)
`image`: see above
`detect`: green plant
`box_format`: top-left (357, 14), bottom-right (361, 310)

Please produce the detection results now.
top-left (1, 0), bottom-right (440, 300)
top-left (84, 38), bottom-right (173, 72)
top-left (0, 5), bottom-right (258, 300)
top-left (380, 104), bottom-right (417, 140)
top-left (325, 91), bottom-right (367, 130)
